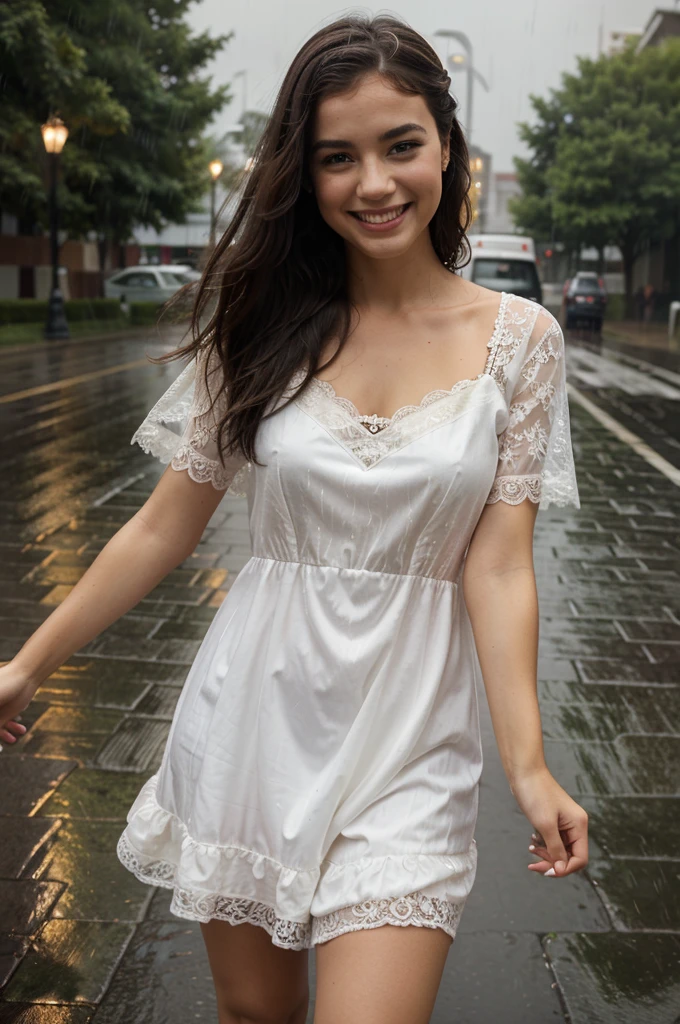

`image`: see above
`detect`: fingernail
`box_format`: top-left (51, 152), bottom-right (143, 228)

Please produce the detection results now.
top-left (544, 867), bottom-right (556, 877)
top-left (555, 860), bottom-right (566, 873)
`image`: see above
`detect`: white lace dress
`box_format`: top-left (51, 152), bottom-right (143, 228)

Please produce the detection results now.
top-left (117, 293), bottom-right (580, 949)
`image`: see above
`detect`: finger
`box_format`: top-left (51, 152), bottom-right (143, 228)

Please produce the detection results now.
top-left (527, 857), bottom-right (555, 875)
top-left (6, 720), bottom-right (27, 736)
top-left (556, 830), bottom-right (588, 876)
top-left (543, 828), bottom-right (570, 876)
top-left (0, 729), bottom-right (19, 744)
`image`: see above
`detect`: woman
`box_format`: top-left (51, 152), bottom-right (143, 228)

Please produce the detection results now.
top-left (0, 14), bottom-right (586, 1024)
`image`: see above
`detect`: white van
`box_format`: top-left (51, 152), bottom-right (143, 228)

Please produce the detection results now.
top-left (458, 234), bottom-right (543, 304)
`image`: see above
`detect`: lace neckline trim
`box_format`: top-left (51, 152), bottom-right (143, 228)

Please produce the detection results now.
top-left (302, 290), bottom-right (509, 434)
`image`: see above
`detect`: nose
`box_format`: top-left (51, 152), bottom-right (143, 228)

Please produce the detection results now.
top-left (355, 156), bottom-right (396, 202)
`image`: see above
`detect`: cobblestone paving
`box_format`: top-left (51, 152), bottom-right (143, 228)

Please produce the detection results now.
top-left (0, 335), bottom-right (678, 1023)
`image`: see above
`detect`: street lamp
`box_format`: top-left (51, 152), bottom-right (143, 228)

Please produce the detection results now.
top-left (208, 159), bottom-right (224, 246)
top-left (40, 115), bottom-right (70, 340)
top-left (434, 29), bottom-right (489, 143)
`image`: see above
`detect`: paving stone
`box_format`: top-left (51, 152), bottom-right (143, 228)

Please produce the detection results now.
top-left (40, 657), bottom-right (182, 704)
top-left (578, 796), bottom-right (680, 859)
top-left (0, 758), bottom-right (77, 817)
top-left (38, 770), bottom-right (145, 821)
top-left (155, 639), bottom-right (202, 664)
top-left (152, 620), bottom-right (210, 641)
top-left (540, 617), bottom-right (622, 639)
top-left (576, 658), bottom-right (679, 684)
top-left (0, 1004), bottom-right (94, 1023)
top-left (24, 707), bottom-right (124, 735)
top-left (13, 735), bottom-right (108, 764)
top-left (616, 619), bottom-right (680, 642)
top-left (82, 637), bottom-right (166, 661)
top-left (544, 736), bottom-right (680, 795)
top-left (644, 642), bottom-right (680, 663)
top-left (0, 880), bottom-right (64, 936)
top-left (92, 921), bottom-right (217, 1024)
top-left (430, 931), bottom-right (565, 1023)
top-left (0, 818), bottom-right (61, 878)
top-left (544, 933), bottom-right (680, 1024)
top-left (539, 697), bottom-right (667, 741)
top-left (2, 920), bottom-right (134, 1005)
top-left (95, 719), bottom-right (170, 772)
top-left (540, 634), bottom-right (650, 659)
top-left (586, 858), bottom-right (680, 931)
top-left (37, 822), bottom-right (150, 923)
top-left (0, 935), bottom-right (30, 988)
top-left (133, 686), bottom-right (180, 720)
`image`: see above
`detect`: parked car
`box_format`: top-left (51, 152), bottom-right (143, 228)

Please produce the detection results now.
top-left (459, 234), bottom-right (543, 304)
top-left (563, 272), bottom-right (607, 331)
top-left (104, 265), bottom-right (198, 305)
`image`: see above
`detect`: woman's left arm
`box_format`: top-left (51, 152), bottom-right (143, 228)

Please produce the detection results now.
top-left (462, 497), bottom-right (589, 880)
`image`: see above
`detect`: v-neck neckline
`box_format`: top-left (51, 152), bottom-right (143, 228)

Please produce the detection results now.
top-left (307, 291), bottom-right (509, 435)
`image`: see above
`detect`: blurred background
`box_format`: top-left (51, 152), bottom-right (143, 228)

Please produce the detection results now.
top-left (1, 0), bottom-right (679, 344)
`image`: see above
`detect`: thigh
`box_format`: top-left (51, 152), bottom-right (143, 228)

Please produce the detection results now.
top-left (313, 924), bottom-right (452, 1024)
top-left (200, 919), bottom-right (310, 1022)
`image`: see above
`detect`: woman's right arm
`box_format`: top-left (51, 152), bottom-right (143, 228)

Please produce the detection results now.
top-left (0, 465), bottom-right (226, 743)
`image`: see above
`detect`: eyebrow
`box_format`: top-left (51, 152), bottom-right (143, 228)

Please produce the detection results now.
top-left (310, 122), bottom-right (427, 155)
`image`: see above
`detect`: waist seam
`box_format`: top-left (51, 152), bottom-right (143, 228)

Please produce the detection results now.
top-left (248, 553), bottom-right (458, 587)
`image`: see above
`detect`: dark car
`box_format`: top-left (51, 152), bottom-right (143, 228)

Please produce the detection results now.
top-left (564, 272), bottom-right (607, 331)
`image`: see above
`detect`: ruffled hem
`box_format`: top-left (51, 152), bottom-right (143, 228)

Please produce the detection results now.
top-left (117, 774), bottom-right (475, 950)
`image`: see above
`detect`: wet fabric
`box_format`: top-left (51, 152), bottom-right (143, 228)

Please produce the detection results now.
top-left (117, 292), bottom-right (580, 948)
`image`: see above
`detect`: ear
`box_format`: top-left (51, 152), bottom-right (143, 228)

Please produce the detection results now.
top-left (441, 140), bottom-right (451, 172)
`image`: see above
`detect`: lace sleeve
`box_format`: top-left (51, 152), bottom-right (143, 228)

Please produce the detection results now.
top-left (485, 305), bottom-right (580, 510)
top-left (131, 349), bottom-right (250, 494)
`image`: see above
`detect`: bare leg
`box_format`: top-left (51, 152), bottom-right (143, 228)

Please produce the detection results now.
top-left (313, 923), bottom-right (452, 1024)
top-left (200, 919), bottom-right (310, 1024)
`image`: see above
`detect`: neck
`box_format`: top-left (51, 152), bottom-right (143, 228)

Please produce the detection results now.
top-left (345, 230), bottom-right (463, 314)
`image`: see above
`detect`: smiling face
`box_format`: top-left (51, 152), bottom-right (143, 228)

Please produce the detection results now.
top-left (309, 74), bottom-right (450, 262)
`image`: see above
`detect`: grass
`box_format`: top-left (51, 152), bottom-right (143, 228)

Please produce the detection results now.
top-left (0, 317), bottom-right (138, 347)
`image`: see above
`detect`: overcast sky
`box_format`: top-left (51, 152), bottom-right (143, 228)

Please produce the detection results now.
top-left (187, 0), bottom-right (665, 173)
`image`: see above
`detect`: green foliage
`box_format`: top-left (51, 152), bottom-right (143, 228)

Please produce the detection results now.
top-left (511, 38), bottom-right (680, 294)
top-left (129, 301), bottom-right (163, 325)
top-left (0, 297), bottom-right (123, 324)
top-left (0, 317), bottom-right (131, 346)
top-left (0, 0), bottom-right (232, 249)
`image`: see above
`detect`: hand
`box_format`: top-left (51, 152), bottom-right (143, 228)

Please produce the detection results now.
top-left (510, 766), bottom-right (588, 878)
top-left (0, 664), bottom-right (37, 748)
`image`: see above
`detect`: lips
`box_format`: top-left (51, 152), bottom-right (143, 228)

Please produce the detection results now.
top-left (349, 203), bottom-right (411, 224)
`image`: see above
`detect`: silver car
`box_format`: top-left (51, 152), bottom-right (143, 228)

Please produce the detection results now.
top-left (104, 266), bottom-right (199, 304)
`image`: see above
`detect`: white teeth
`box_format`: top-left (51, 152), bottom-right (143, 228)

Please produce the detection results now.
top-left (355, 205), bottom-right (406, 224)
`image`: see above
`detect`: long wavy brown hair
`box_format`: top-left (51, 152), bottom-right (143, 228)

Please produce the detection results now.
top-left (162, 13), bottom-right (473, 467)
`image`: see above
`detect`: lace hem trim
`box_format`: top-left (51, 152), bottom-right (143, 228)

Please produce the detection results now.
top-left (117, 831), bottom-right (465, 950)
top-left (485, 475), bottom-right (542, 505)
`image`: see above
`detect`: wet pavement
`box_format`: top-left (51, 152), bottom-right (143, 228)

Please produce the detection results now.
top-left (0, 330), bottom-right (678, 1023)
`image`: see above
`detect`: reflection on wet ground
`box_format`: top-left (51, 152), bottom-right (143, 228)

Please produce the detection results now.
top-left (0, 332), bottom-right (678, 1023)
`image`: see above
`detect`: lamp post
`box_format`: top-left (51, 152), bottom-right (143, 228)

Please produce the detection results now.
top-left (41, 115), bottom-right (70, 340)
top-left (208, 159), bottom-right (224, 246)
top-left (434, 29), bottom-right (482, 142)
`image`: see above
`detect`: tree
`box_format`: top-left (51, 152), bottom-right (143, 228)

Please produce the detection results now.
top-left (0, 0), bottom-right (129, 228)
top-left (511, 39), bottom-right (680, 313)
top-left (0, 0), bottom-right (233, 268)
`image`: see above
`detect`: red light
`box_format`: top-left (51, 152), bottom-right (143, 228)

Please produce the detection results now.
top-left (545, 249), bottom-right (553, 258)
